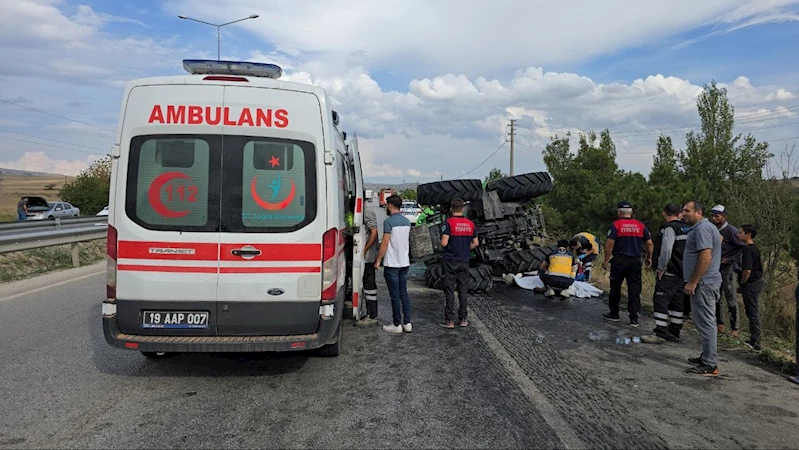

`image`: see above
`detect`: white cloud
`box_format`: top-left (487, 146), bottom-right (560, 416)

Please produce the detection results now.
top-left (0, 151), bottom-right (103, 176)
top-left (168, 0), bottom-right (797, 76)
top-left (0, 0), bottom-right (797, 182)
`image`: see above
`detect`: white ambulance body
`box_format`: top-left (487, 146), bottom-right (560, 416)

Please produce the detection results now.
top-left (102, 60), bottom-right (367, 357)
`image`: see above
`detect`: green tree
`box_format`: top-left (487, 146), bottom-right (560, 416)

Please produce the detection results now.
top-left (59, 157), bottom-right (111, 215)
top-left (400, 188), bottom-right (417, 201)
top-left (484, 167), bottom-right (507, 184)
top-left (679, 80), bottom-right (772, 202)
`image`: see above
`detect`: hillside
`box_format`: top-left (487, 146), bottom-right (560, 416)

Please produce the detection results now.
top-left (0, 167), bottom-right (63, 177)
top-left (0, 173), bottom-right (75, 219)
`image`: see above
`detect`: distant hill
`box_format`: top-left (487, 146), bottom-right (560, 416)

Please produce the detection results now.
top-left (0, 167), bottom-right (62, 177)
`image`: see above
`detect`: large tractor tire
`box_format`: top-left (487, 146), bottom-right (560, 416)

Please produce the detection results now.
top-left (485, 172), bottom-right (553, 202)
top-left (502, 244), bottom-right (560, 275)
top-left (417, 179), bottom-right (483, 206)
top-left (425, 263), bottom-right (494, 293)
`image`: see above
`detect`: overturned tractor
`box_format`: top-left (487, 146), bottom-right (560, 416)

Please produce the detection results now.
top-left (410, 172), bottom-right (559, 293)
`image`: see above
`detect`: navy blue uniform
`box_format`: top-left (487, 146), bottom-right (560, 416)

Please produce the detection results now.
top-left (441, 216), bottom-right (477, 323)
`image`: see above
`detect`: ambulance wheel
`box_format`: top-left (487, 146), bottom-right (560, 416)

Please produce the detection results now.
top-left (503, 244), bottom-right (559, 274)
top-left (318, 320), bottom-right (342, 357)
top-left (468, 264), bottom-right (494, 293)
top-left (417, 179), bottom-right (483, 206)
top-left (486, 172), bottom-right (553, 202)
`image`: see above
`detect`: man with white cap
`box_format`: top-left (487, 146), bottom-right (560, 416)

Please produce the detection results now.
top-left (710, 204), bottom-right (744, 335)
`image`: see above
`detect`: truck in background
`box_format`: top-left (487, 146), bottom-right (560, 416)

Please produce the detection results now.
top-left (365, 189), bottom-right (374, 202)
top-left (378, 188), bottom-right (394, 207)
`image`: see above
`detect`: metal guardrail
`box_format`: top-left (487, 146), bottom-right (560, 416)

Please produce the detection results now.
top-left (0, 221), bottom-right (109, 268)
top-left (0, 216), bottom-right (108, 232)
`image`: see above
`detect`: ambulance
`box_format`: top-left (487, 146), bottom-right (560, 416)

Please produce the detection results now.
top-left (102, 59), bottom-right (368, 357)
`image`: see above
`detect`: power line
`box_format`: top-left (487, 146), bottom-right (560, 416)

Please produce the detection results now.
top-left (0, 98), bottom-right (116, 134)
top-left (460, 141), bottom-right (507, 178)
top-left (0, 128), bottom-right (107, 152)
top-left (0, 135), bottom-right (107, 155)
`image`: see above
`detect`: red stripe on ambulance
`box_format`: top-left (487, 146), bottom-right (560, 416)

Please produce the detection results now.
top-left (147, 105), bottom-right (289, 128)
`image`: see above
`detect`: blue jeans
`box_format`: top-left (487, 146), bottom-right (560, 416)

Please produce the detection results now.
top-left (17, 212), bottom-right (26, 221)
top-left (384, 266), bottom-right (411, 326)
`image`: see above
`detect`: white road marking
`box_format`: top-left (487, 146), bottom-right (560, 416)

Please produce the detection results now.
top-left (469, 308), bottom-right (585, 449)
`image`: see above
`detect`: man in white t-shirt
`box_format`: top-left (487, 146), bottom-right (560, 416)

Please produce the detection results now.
top-left (375, 195), bottom-right (412, 333)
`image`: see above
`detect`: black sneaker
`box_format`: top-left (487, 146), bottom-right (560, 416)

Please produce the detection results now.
top-left (687, 364), bottom-right (719, 376)
top-left (603, 313), bottom-right (620, 322)
top-left (744, 341), bottom-right (762, 351)
top-left (630, 318), bottom-right (640, 328)
top-left (688, 356), bottom-right (703, 365)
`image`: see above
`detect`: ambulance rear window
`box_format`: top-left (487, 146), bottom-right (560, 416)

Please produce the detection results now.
top-left (125, 135), bottom-right (221, 232)
top-left (220, 137), bottom-right (317, 233)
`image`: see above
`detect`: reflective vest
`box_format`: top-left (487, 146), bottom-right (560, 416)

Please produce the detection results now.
top-left (574, 232), bottom-right (600, 255)
top-left (652, 219), bottom-right (690, 276)
top-left (547, 250), bottom-right (576, 278)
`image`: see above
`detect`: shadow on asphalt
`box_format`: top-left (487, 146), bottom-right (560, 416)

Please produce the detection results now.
top-left (88, 309), bottom-right (310, 377)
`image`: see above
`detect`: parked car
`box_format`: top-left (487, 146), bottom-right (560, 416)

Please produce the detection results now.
top-left (27, 198), bottom-right (81, 220)
top-left (96, 206), bottom-right (109, 216)
top-left (400, 200), bottom-right (423, 224)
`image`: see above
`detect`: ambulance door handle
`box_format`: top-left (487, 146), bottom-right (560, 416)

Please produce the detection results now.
top-left (231, 248), bottom-right (261, 257)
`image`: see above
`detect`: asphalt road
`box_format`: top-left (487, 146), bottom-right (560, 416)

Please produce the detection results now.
top-left (1, 206), bottom-right (799, 449)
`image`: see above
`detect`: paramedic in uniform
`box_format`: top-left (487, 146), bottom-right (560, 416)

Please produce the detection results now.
top-left (439, 198), bottom-right (478, 329)
top-left (572, 232), bottom-right (600, 282)
top-left (602, 201), bottom-right (654, 328)
top-left (652, 204), bottom-right (691, 341)
top-left (356, 204), bottom-right (380, 327)
top-left (539, 240), bottom-right (579, 298)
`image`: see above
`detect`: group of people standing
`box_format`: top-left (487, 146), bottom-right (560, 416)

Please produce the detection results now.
top-left (601, 200), bottom-right (765, 377)
top-left (358, 195), bottom-right (476, 333)
top-left (355, 193), bottom-right (799, 385)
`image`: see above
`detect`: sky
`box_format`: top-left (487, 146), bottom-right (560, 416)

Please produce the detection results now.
top-left (0, 0), bottom-right (798, 183)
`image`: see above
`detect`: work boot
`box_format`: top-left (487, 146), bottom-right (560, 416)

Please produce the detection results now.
top-left (654, 326), bottom-right (670, 341)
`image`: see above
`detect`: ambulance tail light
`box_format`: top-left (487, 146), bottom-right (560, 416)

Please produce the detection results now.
top-left (321, 228), bottom-right (338, 302)
top-left (106, 224), bottom-right (117, 301)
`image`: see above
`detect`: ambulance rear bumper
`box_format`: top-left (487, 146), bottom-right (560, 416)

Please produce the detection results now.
top-left (102, 294), bottom-right (343, 353)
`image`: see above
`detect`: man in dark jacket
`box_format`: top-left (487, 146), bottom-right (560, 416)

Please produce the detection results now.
top-left (652, 204), bottom-right (692, 341)
top-left (710, 205), bottom-right (743, 335)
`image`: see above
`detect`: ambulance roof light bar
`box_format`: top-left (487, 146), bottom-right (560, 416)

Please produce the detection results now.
top-left (182, 59), bottom-right (283, 79)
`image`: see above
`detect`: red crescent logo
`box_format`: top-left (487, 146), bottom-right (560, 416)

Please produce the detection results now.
top-left (251, 176), bottom-right (296, 211)
top-left (148, 172), bottom-right (191, 218)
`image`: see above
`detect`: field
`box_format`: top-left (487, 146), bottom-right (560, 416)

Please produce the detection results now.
top-left (0, 174), bottom-right (74, 221)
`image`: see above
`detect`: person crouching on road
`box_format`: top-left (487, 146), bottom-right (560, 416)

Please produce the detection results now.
top-left (602, 201), bottom-right (654, 328)
top-left (356, 203), bottom-right (380, 327)
top-left (737, 224), bottom-right (765, 351)
top-left (375, 195), bottom-right (413, 334)
top-left (571, 234), bottom-right (598, 282)
top-left (539, 240), bottom-right (578, 299)
top-left (439, 198), bottom-right (479, 329)
top-left (652, 203), bottom-right (691, 342)
top-left (682, 200), bottom-right (723, 377)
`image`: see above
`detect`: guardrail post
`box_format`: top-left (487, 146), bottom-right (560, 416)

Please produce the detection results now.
top-left (70, 242), bottom-right (80, 268)
top-left (55, 218), bottom-right (61, 229)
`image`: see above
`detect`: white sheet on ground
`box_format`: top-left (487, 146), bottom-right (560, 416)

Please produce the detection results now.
top-left (511, 274), bottom-right (603, 298)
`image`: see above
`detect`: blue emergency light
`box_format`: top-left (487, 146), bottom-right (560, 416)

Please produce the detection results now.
top-left (182, 59), bottom-right (283, 79)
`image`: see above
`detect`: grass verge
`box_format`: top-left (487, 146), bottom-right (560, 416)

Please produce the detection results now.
top-left (590, 262), bottom-right (796, 374)
top-left (0, 240), bottom-right (106, 283)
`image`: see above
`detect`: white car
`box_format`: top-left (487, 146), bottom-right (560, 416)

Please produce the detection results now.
top-left (27, 200), bottom-right (81, 220)
top-left (97, 206), bottom-right (109, 216)
top-left (400, 201), bottom-right (423, 224)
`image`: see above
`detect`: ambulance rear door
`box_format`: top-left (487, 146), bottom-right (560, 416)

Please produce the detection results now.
top-left (347, 135), bottom-right (366, 320)
top-left (215, 85), bottom-right (327, 336)
top-left (113, 85), bottom-right (223, 336)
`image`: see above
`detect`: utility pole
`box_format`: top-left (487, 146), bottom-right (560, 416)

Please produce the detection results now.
top-left (508, 119), bottom-right (516, 176)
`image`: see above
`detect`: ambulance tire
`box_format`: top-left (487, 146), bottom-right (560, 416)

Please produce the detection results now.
top-left (425, 263), bottom-right (494, 293)
top-left (417, 179), bottom-right (483, 206)
top-left (318, 319), bottom-right (342, 357)
top-left (503, 244), bottom-right (560, 275)
top-left (485, 172), bottom-right (553, 202)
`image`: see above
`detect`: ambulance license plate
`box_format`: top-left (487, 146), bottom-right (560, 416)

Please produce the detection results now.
top-left (142, 311), bottom-right (209, 329)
